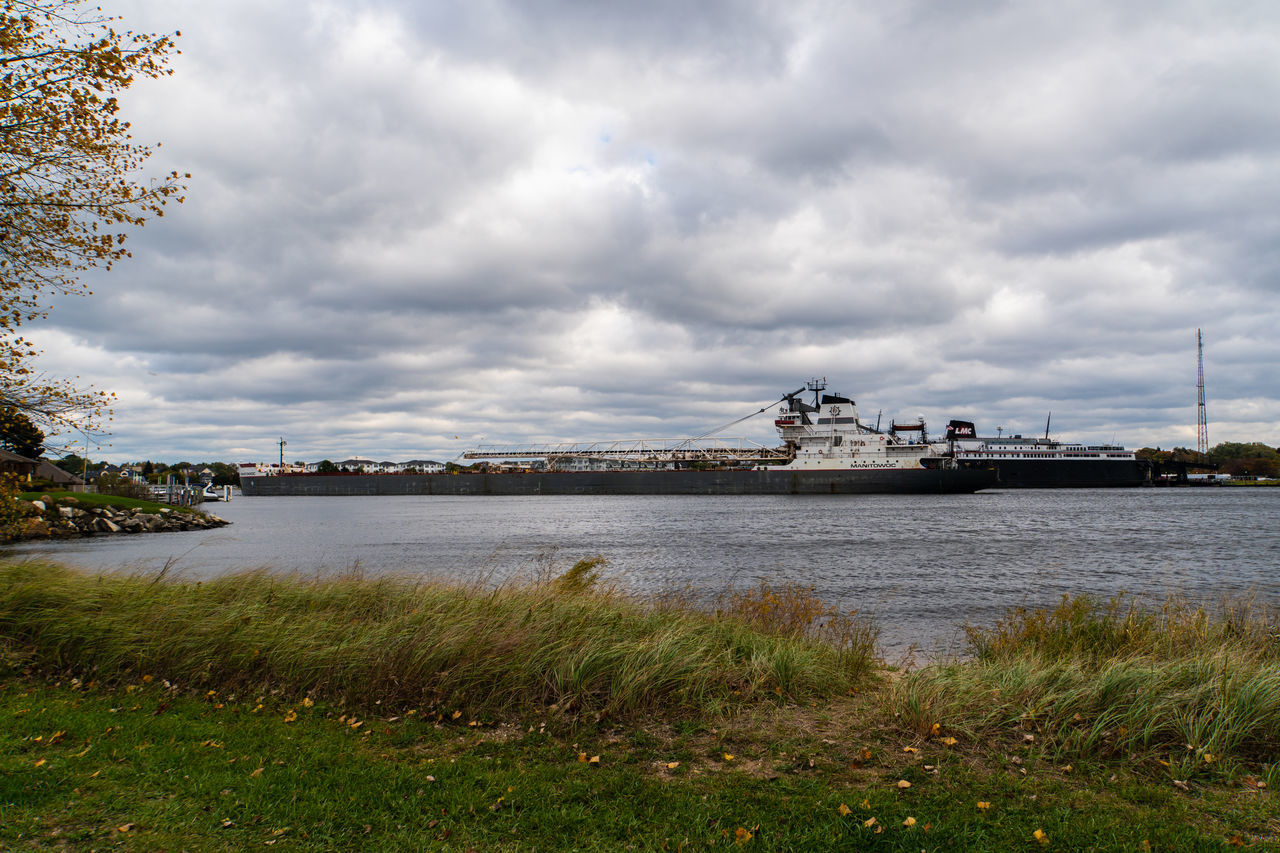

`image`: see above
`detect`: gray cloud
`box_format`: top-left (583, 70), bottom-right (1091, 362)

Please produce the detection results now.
top-left (31, 0), bottom-right (1280, 461)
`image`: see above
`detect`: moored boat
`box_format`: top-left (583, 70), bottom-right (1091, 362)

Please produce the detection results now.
top-left (937, 420), bottom-right (1150, 488)
top-left (239, 380), bottom-right (998, 496)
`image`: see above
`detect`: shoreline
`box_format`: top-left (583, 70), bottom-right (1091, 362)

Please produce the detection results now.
top-left (6, 493), bottom-right (229, 543)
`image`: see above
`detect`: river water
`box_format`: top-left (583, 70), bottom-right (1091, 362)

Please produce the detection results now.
top-left (5, 489), bottom-right (1278, 658)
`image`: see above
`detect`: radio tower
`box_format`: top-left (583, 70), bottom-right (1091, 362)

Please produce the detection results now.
top-left (1196, 329), bottom-right (1208, 456)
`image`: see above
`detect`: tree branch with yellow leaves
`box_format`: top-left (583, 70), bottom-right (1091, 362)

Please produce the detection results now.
top-left (0, 0), bottom-right (184, 443)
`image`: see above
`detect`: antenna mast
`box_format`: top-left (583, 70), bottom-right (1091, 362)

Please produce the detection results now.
top-left (279, 437), bottom-right (287, 467)
top-left (1196, 329), bottom-right (1208, 456)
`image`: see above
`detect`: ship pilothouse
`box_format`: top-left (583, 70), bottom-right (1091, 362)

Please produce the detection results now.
top-left (773, 379), bottom-right (957, 471)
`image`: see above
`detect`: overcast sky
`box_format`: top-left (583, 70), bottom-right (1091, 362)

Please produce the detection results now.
top-left (33, 0), bottom-right (1280, 464)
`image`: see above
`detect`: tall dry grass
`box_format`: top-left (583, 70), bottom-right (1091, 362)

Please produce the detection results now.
top-left (893, 594), bottom-right (1280, 775)
top-left (0, 559), bottom-right (873, 717)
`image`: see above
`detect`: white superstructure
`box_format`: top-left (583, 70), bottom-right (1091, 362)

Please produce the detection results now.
top-left (772, 381), bottom-right (954, 471)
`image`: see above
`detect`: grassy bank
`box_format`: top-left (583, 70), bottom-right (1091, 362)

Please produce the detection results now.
top-left (895, 595), bottom-right (1280, 781)
top-left (1, 561), bottom-right (1277, 850)
top-left (0, 560), bottom-right (874, 717)
top-left (18, 491), bottom-right (189, 514)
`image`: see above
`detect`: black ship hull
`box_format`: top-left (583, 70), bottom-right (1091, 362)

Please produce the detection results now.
top-left (240, 467), bottom-right (997, 496)
top-left (987, 459), bottom-right (1151, 489)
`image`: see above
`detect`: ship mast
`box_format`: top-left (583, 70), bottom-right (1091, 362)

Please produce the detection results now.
top-left (807, 377), bottom-right (827, 409)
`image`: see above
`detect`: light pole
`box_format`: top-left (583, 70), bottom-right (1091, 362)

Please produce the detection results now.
top-left (79, 427), bottom-right (89, 492)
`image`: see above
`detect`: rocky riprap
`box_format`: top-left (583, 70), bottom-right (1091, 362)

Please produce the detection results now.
top-left (12, 496), bottom-right (230, 541)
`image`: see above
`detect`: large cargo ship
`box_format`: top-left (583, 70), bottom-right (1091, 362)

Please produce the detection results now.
top-left (238, 381), bottom-right (998, 496)
top-left (939, 419), bottom-right (1151, 488)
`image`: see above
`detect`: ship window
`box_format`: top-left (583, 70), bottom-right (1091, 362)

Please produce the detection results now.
top-left (833, 435), bottom-right (842, 446)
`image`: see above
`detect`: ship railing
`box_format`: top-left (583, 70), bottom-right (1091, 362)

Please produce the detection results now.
top-left (463, 437), bottom-right (790, 463)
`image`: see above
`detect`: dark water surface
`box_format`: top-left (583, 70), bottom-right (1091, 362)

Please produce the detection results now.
top-left (6, 489), bottom-right (1278, 657)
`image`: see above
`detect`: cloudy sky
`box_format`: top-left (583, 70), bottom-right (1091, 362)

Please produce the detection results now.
top-left (33, 0), bottom-right (1280, 464)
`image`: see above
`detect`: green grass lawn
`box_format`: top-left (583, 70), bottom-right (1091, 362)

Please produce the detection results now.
top-left (18, 491), bottom-right (179, 513)
top-left (2, 678), bottom-right (1274, 851)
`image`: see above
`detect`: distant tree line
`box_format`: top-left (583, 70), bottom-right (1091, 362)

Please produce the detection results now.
top-left (1138, 443), bottom-right (1280, 478)
top-left (51, 458), bottom-right (241, 486)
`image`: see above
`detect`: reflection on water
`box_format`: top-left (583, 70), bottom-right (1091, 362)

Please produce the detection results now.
top-left (5, 489), bottom-right (1278, 657)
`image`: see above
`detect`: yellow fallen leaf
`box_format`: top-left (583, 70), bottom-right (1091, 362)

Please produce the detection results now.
top-left (1203, 753), bottom-right (1215, 764)
top-left (302, 697), bottom-right (314, 708)
top-left (902, 746), bottom-right (918, 754)
top-left (897, 780), bottom-right (911, 789)
top-left (734, 826), bottom-right (753, 844)
top-left (723, 753), bottom-right (734, 761)
top-left (903, 816), bottom-right (917, 827)
top-left (861, 798), bottom-right (870, 809)
top-left (1033, 828), bottom-right (1049, 845)
top-left (859, 747), bottom-right (873, 760)
top-left (142, 675), bottom-right (153, 683)
top-left (588, 755), bottom-right (600, 765)
top-left (451, 710), bottom-right (462, 720)
top-left (941, 736), bottom-right (958, 747)
top-left (33, 758), bottom-right (46, 768)
top-left (666, 761), bottom-right (680, 770)
top-left (577, 752), bottom-right (588, 763)
top-left (283, 709), bottom-right (298, 723)
top-left (117, 823), bottom-right (135, 832)
top-left (863, 816), bottom-right (877, 828)
top-left (977, 801), bottom-right (990, 810)
top-left (838, 803), bottom-right (851, 816)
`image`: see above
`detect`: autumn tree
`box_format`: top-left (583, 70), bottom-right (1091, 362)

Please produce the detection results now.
top-left (0, 0), bottom-right (185, 446)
